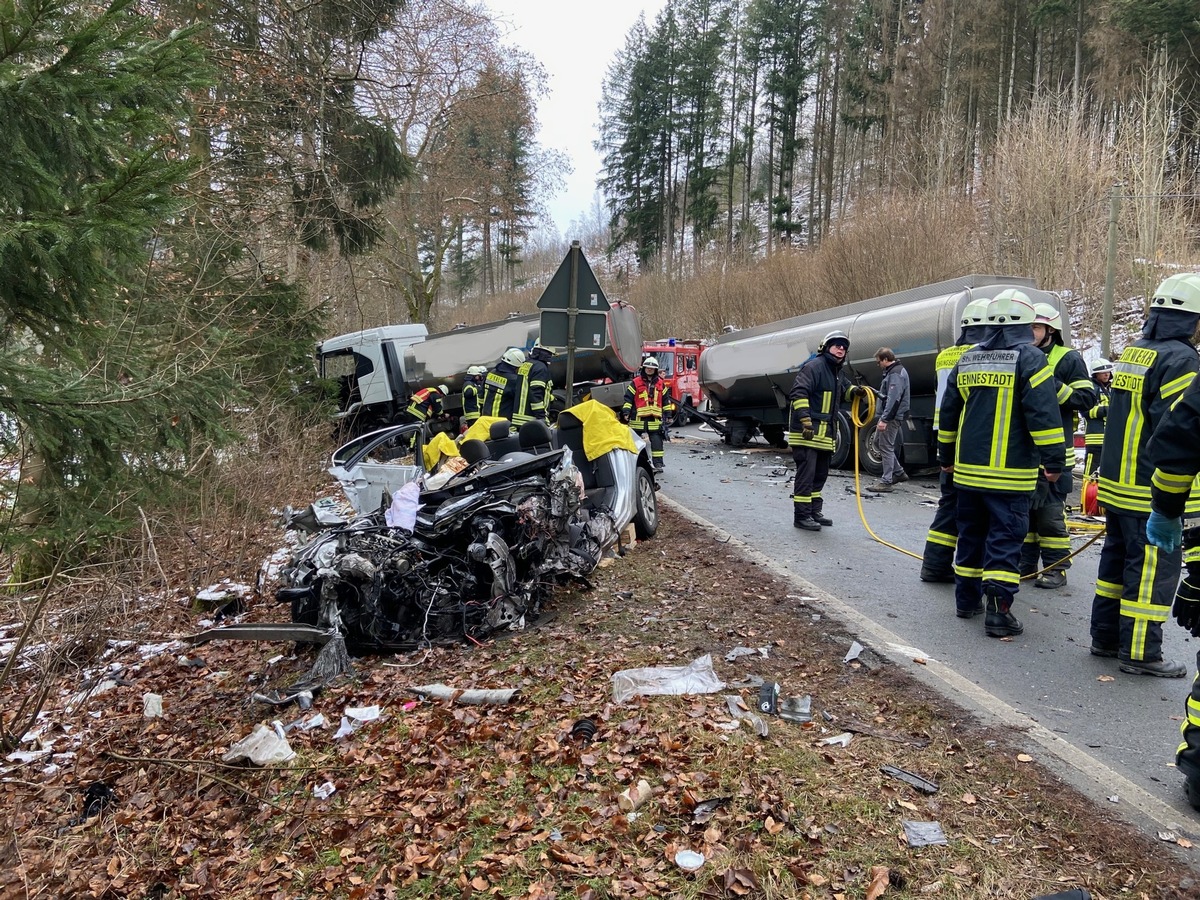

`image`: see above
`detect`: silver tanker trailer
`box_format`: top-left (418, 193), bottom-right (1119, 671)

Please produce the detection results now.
top-left (319, 301), bottom-right (644, 433)
top-left (696, 275), bottom-right (1068, 475)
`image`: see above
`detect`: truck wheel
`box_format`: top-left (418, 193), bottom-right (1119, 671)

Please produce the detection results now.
top-left (633, 467), bottom-right (659, 539)
top-left (829, 412), bottom-right (852, 469)
top-left (673, 401), bottom-right (690, 428)
top-left (857, 420), bottom-right (885, 477)
top-left (761, 424), bottom-right (787, 448)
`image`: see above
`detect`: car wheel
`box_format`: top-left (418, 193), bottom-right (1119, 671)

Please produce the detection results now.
top-left (633, 467), bottom-right (658, 539)
top-left (858, 420), bottom-right (884, 477)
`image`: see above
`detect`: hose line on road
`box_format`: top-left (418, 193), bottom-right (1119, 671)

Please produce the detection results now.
top-left (845, 390), bottom-right (1107, 577)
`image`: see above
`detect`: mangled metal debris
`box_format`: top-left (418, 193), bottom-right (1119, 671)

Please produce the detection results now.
top-left (270, 405), bottom-right (659, 656)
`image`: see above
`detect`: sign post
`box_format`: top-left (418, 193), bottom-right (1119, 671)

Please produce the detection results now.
top-left (536, 242), bottom-right (609, 403)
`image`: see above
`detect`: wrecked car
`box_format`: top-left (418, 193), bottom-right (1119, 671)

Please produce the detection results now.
top-left (276, 402), bottom-right (659, 654)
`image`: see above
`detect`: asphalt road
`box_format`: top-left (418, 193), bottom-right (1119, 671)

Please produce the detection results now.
top-left (657, 421), bottom-right (1200, 833)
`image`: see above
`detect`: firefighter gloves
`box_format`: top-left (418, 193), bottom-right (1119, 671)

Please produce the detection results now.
top-left (799, 418), bottom-right (814, 441)
top-left (1173, 574), bottom-right (1200, 636)
top-left (1146, 510), bottom-right (1183, 554)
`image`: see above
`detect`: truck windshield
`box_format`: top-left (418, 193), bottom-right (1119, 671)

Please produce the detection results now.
top-left (656, 352), bottom-right (675, 374)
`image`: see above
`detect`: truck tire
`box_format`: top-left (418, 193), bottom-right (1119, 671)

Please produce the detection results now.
top-left (724, 418), bottom-right (754, 446)
top-left (633, 467), bottom-right (659, 539)
top-left (761, 424), bottom-right (787, 448)
top-left (829, 412), bottom-right (852, 469)
top-left (857, 419), bottom-right (885, 477)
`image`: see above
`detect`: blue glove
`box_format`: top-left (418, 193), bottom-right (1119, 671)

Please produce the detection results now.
top-left (1146, 510), bottom-right (1183, 553)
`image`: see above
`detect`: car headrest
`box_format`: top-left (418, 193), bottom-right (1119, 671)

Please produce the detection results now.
top-left (459, 439), bottom-right (489, 465)
top-left (557, 412), bottom-right (583, 430)
top-left (518, 419), bottom-right (553, 450)
top-left (489, 420), bottom-right (513, 441)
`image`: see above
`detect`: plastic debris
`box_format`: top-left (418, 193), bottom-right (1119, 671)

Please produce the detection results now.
top-left (142, 693), bottom-right (163, 718)
top-left (222, 721), bottom-right (296, 765)
top-left (723, 694), bottom-right (769, 737)
top-left (345, 705), bottom-right (381, 722)
top-left (617, 778), bottom-right (653, 812)
top-left (901, 819), bottom-right (947, 847)
top-left (385, 480), bottom-right (422, 530)
top-left (819, 732), bottom-right (853, 747)
top-left (691, 796), bottom-right (731, 824)
top-left (844, 641), bottom-right (864, 662)
top-left (674, 849), bottom-right (705, 872)
top-left (313, 781), bottom-right (337, 800)
top-left (778, 694), bottom-right (812, 724)
top-left (758, 681), bottom-right (780, 714)
top-left (881, 764), bottom-right (939, 794)
top-left (570, 718), bottom-right (598, 745)
top-left (611, 654), bottom-right (725, 703)
top-left (725, 646), bottom-right (770, 662)
top-left (68, 781), bottom-right (118, 826)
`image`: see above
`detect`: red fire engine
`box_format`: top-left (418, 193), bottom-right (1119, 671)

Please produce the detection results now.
top-left (642, 338), bottom-right (706, 425)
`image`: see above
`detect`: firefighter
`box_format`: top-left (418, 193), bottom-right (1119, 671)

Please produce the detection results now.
top-left (1082, 359), bottom-right (1113, 477)
top-left (1089, 272), bottom-right (1200, 677)
top-left (1144, 372), bottom-right (1200, 806)
top-left (461, 365), bottom-right (487, 426)
top-left (621, 356), bottom-right (674, 471)
top-left (937, 290), bottom-right (1064, 635)
top-left (402, 384), bottom-right (449, 425)
top-left (920, 296), bottom-right (991, 582)
top-left (788, 330), bottom-right (865, 531)
top-left (515, 339), bottom-right (555, 426)
top-left (480, 348), bottom-right (529, 425)
top-left (1018, 303), bottom-right (1097, 589)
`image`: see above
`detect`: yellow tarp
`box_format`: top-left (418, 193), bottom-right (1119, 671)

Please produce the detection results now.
top-left (462, 416), bottom-right (507, 445)
top-left (560, 399), bottom-right (638, 461)
top-left (423, 431), bottom-right (462, 472)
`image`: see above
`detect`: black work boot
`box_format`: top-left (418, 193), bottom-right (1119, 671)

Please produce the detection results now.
top-left (794, 508), bottom-right (821, 531)
top-left (1118, 657), bottom-right (1187, 678)
top-left (812, 503), bottom-right (833, 527)
top-left (984, 590), bottom-right (1023, 638)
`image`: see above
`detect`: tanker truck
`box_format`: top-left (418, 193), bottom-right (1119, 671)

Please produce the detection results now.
top-left (696, 275), bottom-right (1069, 475)
top-left (319, 300), bottom-right (644, 433)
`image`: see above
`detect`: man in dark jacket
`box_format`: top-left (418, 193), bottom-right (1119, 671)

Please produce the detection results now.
top-left (402, 384), bottom-right (449, 425)
top-left (1019, 303), bottom-right (1097, 589)
top-left (869, 347), bottom-right (910, 492)
top-left (515, 340), bottom-right (555, 426)
top-left (938, 290), bottom-right (1064, 636)
top-left (788, 331), bottom-right (864, 531)
top-left (1090, 273), bottom-right (1200, 677)
top-left (461, 365), bottom-right (487, 426)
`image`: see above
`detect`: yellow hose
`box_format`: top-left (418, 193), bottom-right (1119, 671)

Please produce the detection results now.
top-left (845, 390), bottom-right (1106, 577)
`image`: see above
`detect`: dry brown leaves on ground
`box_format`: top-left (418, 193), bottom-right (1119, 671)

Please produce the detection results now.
top-left (1, 508), bottom-right (1197, 899)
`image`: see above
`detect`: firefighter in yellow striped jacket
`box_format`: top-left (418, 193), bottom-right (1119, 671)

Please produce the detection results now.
top-left (1145, 366), bottom-right (1200, 807)
top-left (1089, 272), bottom-right (1200, 677)
top-left (921, 296), bottom-right (991, 582)
top-left (937, 291), bottom-right (1064, 637)
top-left (1082, 359), bottom-right (1113, 477)
top-left (787, 331), bottom-right (865, 531)
top-left (621, 356), bottom-right (674, 470)
top-left (1018, 303), bottom-right (1098, 589)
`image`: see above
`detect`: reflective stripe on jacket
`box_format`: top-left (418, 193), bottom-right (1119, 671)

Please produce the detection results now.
top-left (932, 343), bottom-right (971, 432)
top-left (406, 387), bottom-right (441, 422)
top-left (1148, 371), bottom-right (1200, 517)
top-left (481, 361), bottom-right (527, 422)
top-left (787, 353), bottom-right (853, 451)
top-left (1098, 339), bottom-right (1199, 514)
top-left (622, 374), bottom-right (674, 422)
top-left (462, 381), bottom-right (482, 422)
top-left (937, 344), bottom-right (1064, 493)
top-left (1045, 343), bottom-right (1098, 467)
top-left (1084, 381), bottom-right (1110, 446)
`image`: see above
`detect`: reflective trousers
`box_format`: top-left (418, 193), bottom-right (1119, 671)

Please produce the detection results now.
top-left (1178, 652), bottom-right (1200, 783)
top-left (632, 418), bottom-right (664, 467)
top-left (1089, 510), bottom-right (1179, 662)
top-left (954, 487), bottom-right (1030, 614)
top-left (1019, 498), bottom-right (1071, 575)
top-left (921, 470), bottom-right (958, 577)
top-left (792, 446), bottom-right (831, 522)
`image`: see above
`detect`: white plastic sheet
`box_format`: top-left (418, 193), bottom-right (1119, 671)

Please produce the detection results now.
top-left (611, 654), bottom-right (726, 703)
top-left (385, 481), bottom-right (422, 530)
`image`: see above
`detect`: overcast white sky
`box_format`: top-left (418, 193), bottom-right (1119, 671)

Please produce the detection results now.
top-left (488, 1), bottom-right (668, 237)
